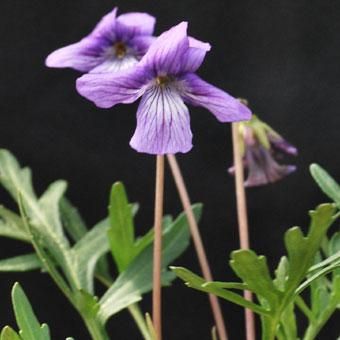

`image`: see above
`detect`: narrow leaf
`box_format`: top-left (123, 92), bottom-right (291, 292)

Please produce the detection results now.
top-left (296, 261), bottom-right (340, 295)
top-left (38, 180), bottom-right (67, 240)
top-left (0, 254), bottom-right (41, 272)
top-left (310, 164), bottom-right (340, 207)
top-left (0, 206), bottom-right (29, 242)
top-left (59, 198), bottom-right (87, 242)
top-left (108, 182), bottom-right (135, 272)
top-left (172, 266), bottom-right (268, 315)
top-left (60, 199), bottom-right (111, 286)
top-left (308, 251), bottom-right (340, 273)
top-left (73, 218), bottom-right (110, 293)
top-left (203, 281), bottom-right (248, 291)
top-left (12, 283), bottom-right (50, 340)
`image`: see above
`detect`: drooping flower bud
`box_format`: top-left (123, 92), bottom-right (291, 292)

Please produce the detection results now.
top-left (229, 107), bottom-right (297, 187)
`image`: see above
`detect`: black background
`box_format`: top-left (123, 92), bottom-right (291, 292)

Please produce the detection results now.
top-left (0, 0), bottom-right (339, 339)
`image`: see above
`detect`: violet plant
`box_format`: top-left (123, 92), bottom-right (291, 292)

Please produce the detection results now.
top-left (0, 5), bottom-right (339, 340)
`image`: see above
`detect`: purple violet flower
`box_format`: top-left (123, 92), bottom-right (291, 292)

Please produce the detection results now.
top-left (46, 8), bottom-right (156, 73)
top-left (229, 114), bottom-right (298, 187)
top-left (76, 22), bottom-right (251, 155)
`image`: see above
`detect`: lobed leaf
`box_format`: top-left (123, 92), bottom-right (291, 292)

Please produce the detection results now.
top-left (172, 266), bottom-right (268, 315)
top-left (230, 249), bottom-right (281, 310)
top-left (284, 204), bottom-right (336, 297)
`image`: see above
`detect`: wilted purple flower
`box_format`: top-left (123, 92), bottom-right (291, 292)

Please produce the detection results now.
top-left (46, 8), bottom-right (156, 73)
top-left (229, 114), bottom-right (297, 187)
top-left (76, 22), bottom-right (251, 154)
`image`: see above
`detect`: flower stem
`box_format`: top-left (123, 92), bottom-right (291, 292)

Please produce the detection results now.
top-left (167, 154), bottom-right (229, 340)
top-left (231, 122), bottom-right (256, 340)
top-left (152, 155), bottom-right (165, 340)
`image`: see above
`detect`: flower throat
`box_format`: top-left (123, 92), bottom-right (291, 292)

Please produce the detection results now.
top-left (114, 42), bottom-right (127, 59)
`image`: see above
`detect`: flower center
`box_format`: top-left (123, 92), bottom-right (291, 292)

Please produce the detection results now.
top-left (156, 75), bottom-right (172, 86)
top-left (114, 42), bottom-right (127, 59)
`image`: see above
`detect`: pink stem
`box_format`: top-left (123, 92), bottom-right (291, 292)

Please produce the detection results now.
top-left (231, 123), bottom-right (256, 340)
top-left (167, 154), bottom-right (229, 340)
top-left (152, 155), bottom-right (165, 340)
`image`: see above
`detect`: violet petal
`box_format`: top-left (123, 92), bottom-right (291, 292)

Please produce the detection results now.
top-left (140, 22), bottom-right (189, 75)
top-left (115, 13), bottom-right (156, 40)
top-left (130, 85), bottom-right (193, 154)
top-left (76, 67), bottom-right (149, 108)
top-left (182, 73), bottom-right (252, 122)
top-left (90, 7), bottom-right (118, 39)
top-left (45, 38), bottom-right (107, 72)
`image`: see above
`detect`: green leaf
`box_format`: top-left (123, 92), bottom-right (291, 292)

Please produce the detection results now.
top-left (202, 281), bottom-right (248, 290)
top-left (0, 150), bottom-right (69, 246)
top-left (310, 164), bottom-right (340, 208)
top-left (132, 215), bottom-right (173, 264)
top-left (1, 151), bottom-right (83, 292)
top-left (99, 205), bottom-right (201, 322)
top-left (0, 254), bottom-right (41, 272)
top-left (12, 283), bottom-right (51, 340)
top-left (296, 261), bottom-right (340, 295)
top-left (308, 250), bottom-right (340, 273)
top-left (172, 266), bottom-right (268, 315)
top-left (38, 181), bottom-right (68, 240)
top-left (0, 327), bottom-right (21, 340)
top-left (59, 198), bottom-right (88, 242)
top-left (303, 276), bottom-right (340, 339)
top-left (73, 218), bottom-right (110, 293)
top-left (312, 285), bottom-right (330, 318)
top-left (108, 182), bottom-right (135, 272)
top-left (19, 203), bottom-right (73, 300)
top-left (285, 204), bottom-right (336, 297)
top-left (329, 232), bottom-right (340, 256)
top-left (0, 206), bottom-right (29, 242)
top-left (60, 198), bottom-right (112, 288)
top-left (230, 249), bottom-right (281, 310)
top-left (274, 256), bottom-right (289, 292)
top-left (0, 150), bottom-right (35, 204)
